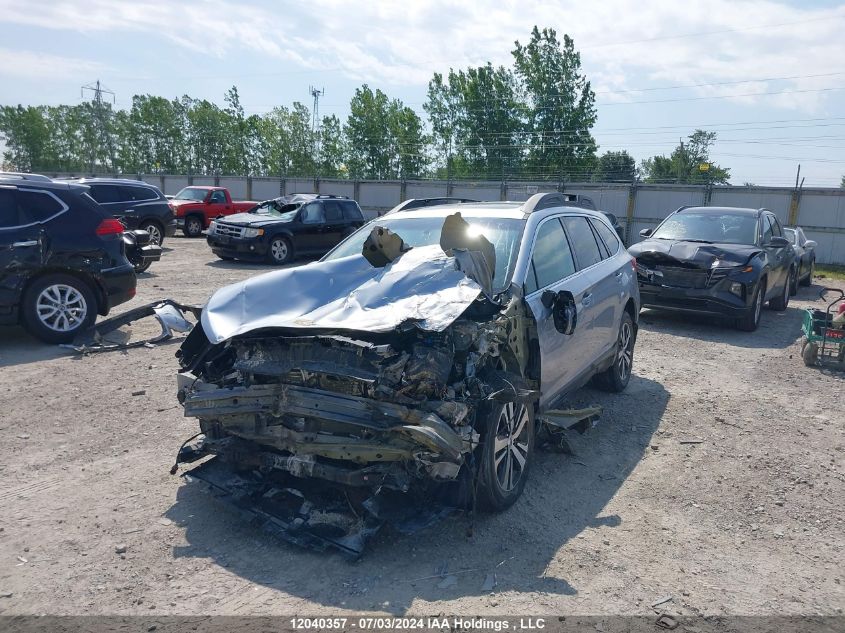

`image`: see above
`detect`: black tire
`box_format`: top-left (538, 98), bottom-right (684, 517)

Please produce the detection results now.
top-left (183, 215), bottom-right (204, 238)
top-left (21, 273), bottom-right (97, 344)
top-left (769, 270), bottom-right (791, 311)
top-left (802, 340), bottom-right (819, 366)
top-left (789, 266), bottom-right (798, 296)
top-left (477, 400), bottom-right (534, 512)
top-left (800, 259), bottom-right (814, 287)
top-left (737, 280), bottom-right (765, 331)
top-left (216, 254), bottom-right (235, 261)
top-left (133, 259), bottom-right (152, 273)
top-left (594, 311), bottom-right (636, 392)
top-left (266, 235), bottom-right (293, 265)
top-left (139, 220), bottom-right (164, 245)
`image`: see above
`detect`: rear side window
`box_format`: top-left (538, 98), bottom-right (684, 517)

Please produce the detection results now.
top-left (324, 201), bottom-right (343, 222)
top-left (590, 218), bottom-right (620, 256)
top-left (0, 188), bottom-right (65, 228)
top-left (210, 191), bottom-right (226, 204)
top-left (562, 216), bottom-right (603, 269)
top-left (342, 201), bottom-right (363, 220)
top-left (300, 202), bottom-right (325, 224)
top-left (525, 218), bottom-right (576, 295)
top-left (119, 185), bottom-right (159, 201)
top-left (88, 184), bottom-right (123, 204)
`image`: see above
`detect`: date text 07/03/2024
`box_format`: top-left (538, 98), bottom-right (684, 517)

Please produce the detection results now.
top-left (290, 617), bottom-right (547, 630)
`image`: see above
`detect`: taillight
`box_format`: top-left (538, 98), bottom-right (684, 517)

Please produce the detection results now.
top-left (96, 218), bottom-right (125, 236)
top-left (631, 256), bottom-right (637, 270)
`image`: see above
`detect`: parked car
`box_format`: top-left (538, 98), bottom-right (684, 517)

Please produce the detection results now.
top-left (70, 178), bottom-right (176, 245)
top-left (206, 194), bottom-right (366, 264)
top-left (0, 173), bottom-right (136, 343)
top-left (629, 206), bottom-right (796, 331)
top-left (784, 226), bottom-right (817, 293)
top-left (170, 186), bottom-right (257, 237)
top-left (173, 193), bottom-right (639, 553)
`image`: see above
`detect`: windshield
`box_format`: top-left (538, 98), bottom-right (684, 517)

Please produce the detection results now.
top-left (252, 200), bottom-right (299, 220)
top-left (651, 212), bottom-right (758, 245)
top-left (323, 215), bottom-right (526, 292)
top-left (174, 188), bottom-right (208, 201)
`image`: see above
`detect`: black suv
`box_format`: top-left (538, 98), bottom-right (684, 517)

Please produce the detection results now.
top-left (70, 178), bottom-right (176, 245)
top-left (0, 173), bottom-right (136, 343)
top-left (207, 194), bottom-right (366, 264)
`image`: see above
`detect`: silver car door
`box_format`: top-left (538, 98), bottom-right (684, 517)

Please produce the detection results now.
top-left (587, 216), bottom-right (628, 356)
top-left (523, 216), bottom-right (593, 410)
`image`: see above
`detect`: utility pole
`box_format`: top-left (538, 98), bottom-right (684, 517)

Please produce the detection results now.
top-left (81, 80), bottom-right (116, 174)
top-left (309, 85), bottom-right (324, 174)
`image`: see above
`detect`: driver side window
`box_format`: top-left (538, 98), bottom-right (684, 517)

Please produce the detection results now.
top-left (300, 203), bottom-right (325, 224)
top-left (762, 215), bottom-right (774, 244)
top-left (524, 217), bottom-right (576, 295)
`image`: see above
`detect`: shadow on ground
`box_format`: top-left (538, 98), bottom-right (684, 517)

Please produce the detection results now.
top-left (165, 375), bottom-right (668, 613)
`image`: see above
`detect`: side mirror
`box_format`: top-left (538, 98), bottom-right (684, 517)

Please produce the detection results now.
top-left (639, 228), bottom-right (653, 237)
top-left (804, 240), bottom-right (817, 249)
top-left (541, 289), bottom-right (577, 335)
top-left (768, 236), bottom-right (790, 248)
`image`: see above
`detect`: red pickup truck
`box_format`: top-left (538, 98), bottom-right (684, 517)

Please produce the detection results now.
top-left (171, 186), bottom-right (258, 237)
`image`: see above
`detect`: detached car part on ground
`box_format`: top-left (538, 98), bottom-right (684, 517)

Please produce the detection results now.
top-left (174, 194), bottom-right (640, 556)
top-left (629, 206), bottom-right (796, 332)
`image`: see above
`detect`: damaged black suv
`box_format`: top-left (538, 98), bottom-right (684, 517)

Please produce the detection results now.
top-left (174, 193), bottom-right (640, 555)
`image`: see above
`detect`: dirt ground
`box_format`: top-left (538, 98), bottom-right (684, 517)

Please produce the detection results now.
top-left (0, 237), bottom-right (842, 618)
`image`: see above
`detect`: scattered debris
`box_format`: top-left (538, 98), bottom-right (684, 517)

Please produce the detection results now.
top-left (63, 300), bottom-right (201, 354)
top-left (0, 592), bottom-right (12, 598)
top-left (655, 614), bottom-right (679, 630)
top-left (114, 544), bottom-right (127, 554)
top-left (131, 390), bottom-right (147, 397)
top-left (16, 556), bottom-right (27, 563)
top-left (651, 595), bottom-right (673, 608)
top-left (679, 438), bottom-right (704, 444)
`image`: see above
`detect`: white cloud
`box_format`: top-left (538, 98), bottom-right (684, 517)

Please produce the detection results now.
top-left (1, 0), bottom-right (844, 111)
top-left (0, 47), bottom-right (108, 79)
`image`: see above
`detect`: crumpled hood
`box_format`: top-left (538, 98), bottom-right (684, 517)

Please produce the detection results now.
top-left (215, 212), bottom-right (281, 227)
top-left (201, 245), bottom-right (484, 344)
top-left (629, 239), bottom-right (760, 269)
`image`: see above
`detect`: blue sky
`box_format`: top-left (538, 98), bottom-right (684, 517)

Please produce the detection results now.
top-left (1, 0), bottom-right (845, 186)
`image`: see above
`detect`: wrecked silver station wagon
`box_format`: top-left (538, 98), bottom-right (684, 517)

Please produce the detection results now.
top-left (174, 193), bottom-right (640, 556)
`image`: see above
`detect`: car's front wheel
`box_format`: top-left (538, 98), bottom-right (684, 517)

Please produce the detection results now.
top-left (183, 216), bottom-right (203, 238)
top-left (800, 260), bottom-right (814, 287)
top-left (477, 401), bottom-right (534, 511)
top-left (769, 270), bottom-right (791, 311)
top-left (737, 280), bottom-right (765, 331)
top-left (267, 236), bottom-right (293, 265)
top-left (21, 273), bottom-right (97, 344)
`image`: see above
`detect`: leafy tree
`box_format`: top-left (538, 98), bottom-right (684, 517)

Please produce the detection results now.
top-left (0, 105), bottom-right (50, 171)
top-left (512, 26), bottom-right (597, 181)
top-left (318, 114), bottom-right (346, 178)
top-left (593, 150), bottom-right (637, 182)
top-left (840, 174), bottom-right (845, 188)
top-left (424, 72), bottom-right (460, 178)
top-left (641, 130), bottom-right (730, 184)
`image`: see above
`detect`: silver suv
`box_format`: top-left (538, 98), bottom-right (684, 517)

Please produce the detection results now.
top-left (174, 193), bottom-right (640, 554)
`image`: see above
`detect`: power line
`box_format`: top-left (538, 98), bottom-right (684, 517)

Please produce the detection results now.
top-left (81, 79), bottom-right (116, 172)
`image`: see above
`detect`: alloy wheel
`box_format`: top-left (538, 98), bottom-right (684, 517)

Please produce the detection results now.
top-left (143, 223), bottom-right (162, 245)
top-left (271, 238), bottom-right (289, 263)
top-left (186, 218), bottom-right (202, 236)
top-left (493, 402), bottom-right (530, 492)
top-left (36, 284), bottom-right (88, 333)
top-left (617, 320), bottom-right (634, 381)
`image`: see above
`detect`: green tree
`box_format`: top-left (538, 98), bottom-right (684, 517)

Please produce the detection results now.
top-left (318, 114), bottom-right (346, 178)
top-left (0, 105), bottom-right (50, 171)
top-left (424, 72), bottom-right (460, 178)
top-left (593, 150), bottom-right (637, 182)
top-left (641, 130), bottom-right (730, 184)
top-left (840, 174), bottom-right (845, 188)
top-left (512, 26), bottom-right (597, 181)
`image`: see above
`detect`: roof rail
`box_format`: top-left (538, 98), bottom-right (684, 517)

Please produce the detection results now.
top-left (315, 194), bottom-right (349, 199)
top-left (522, 192), bottom-right (571, 213)
top-left (0, 172), bottom-right (53, 182)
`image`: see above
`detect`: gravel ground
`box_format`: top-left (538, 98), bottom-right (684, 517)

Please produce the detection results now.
top-left (0, 237), bottom-right (842, 617)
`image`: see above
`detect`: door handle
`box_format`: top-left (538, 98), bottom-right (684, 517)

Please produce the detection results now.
top-left (582, 293), bottom-right (593, 307)
top-left (13, 240), bottom-right (38, 247)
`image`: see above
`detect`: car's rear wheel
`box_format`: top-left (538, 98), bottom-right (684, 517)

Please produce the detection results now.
top-left (21, 273), bottom-right (97, 344)
top-left (595, 311), bottom-right (636, 392)
top-left (770, 270), bottom-right (791, 311)
top-left (789, 265), bottom-right (799, 296)
top-left (267, 236), bottom-right (293, 265)
top-left (477, 401), bottom-right (534, 512)
top-left (800, 260), bottom-right (814, 287)
top-left (737, 280), bottom-right (764, 331)
top-left (139, 220), bottom-right (164, 245)
top-left (183, 216), bottom-right (203, 238)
